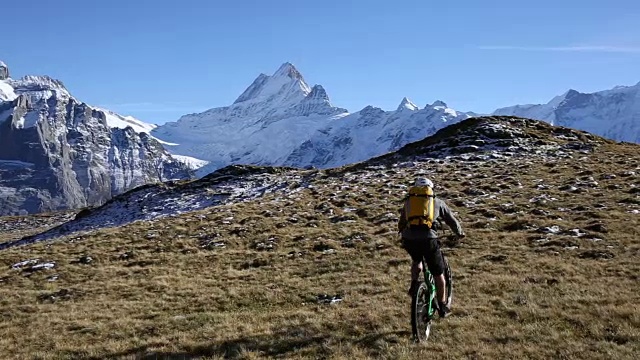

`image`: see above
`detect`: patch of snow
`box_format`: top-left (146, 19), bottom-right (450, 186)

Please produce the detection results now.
top-left (567, 229), bottom-right (587, 237)
top-left (0, 80), bottom-right (16, 101)
top-left (11, 259), bottom-right (39, 270)
top-left (538, 226), bottom-right (561, 234)
top-left (31, 262), bottom-right (56, 271)
top-left (0, 160), bottom-right (35, 168)
top-left (171, 155), bottom-right (209, 170)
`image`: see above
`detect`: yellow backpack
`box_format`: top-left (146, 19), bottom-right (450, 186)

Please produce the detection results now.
top-left (404, 186), bottom-right (436, 227)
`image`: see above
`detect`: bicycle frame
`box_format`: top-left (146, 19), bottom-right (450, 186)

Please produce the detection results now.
top-left (421, 258), bottom-right (438, 320)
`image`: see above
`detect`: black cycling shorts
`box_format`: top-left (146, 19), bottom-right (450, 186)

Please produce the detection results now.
top-left (401, 237), bottom-right (445, 276)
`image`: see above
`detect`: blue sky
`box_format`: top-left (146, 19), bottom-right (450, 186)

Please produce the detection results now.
top-left (2, 0), bottom-right (639, 124)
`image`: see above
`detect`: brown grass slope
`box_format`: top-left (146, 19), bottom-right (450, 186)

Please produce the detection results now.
top-left (0, 116), bottom-right (638, 359)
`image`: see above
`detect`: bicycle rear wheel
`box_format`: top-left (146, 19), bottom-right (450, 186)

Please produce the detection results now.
top-left (411, 282), bottom-right (432, 342)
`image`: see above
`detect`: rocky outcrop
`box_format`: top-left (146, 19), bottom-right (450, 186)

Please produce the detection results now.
top-left (0, 61), bottom-right (8, 80)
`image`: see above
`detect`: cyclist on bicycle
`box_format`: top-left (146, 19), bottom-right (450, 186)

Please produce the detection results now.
top-left (398, 177), bottom-right (465, 318)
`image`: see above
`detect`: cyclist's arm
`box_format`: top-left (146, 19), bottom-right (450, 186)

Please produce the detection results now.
top-left (439, 200), bottom-right (465, 237)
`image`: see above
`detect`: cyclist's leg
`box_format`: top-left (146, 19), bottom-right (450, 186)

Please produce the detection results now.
top-left (424, 238), bottom-right (447, 304)
top-left (401, 237), bottom-right (424, 294)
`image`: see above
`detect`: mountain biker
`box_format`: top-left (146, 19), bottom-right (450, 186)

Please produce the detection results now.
top-left (398, 177), bottom-right (465, 318)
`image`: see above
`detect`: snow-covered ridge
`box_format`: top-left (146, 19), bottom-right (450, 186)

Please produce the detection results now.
top-left (171, 155), bottom-right (210, 170)
top-left (1, 83), bottom-right (158, 134)
top-left (282, 99), bottom-right (471, 169)
top-left (494, 82), bottom-right (640, 143)
top-left (1, 166), bottom-right (313, 248)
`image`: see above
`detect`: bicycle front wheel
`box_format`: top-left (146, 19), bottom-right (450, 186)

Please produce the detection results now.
top-left (443, 255), bottom-right (453, 308)
top-left (411, 282), bottom-right (432, 343)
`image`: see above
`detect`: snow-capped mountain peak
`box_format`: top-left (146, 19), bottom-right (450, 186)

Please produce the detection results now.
top-left (287, 84), bottom-right (348, 117)
top-left (397, 97), bottom-right (419, 111)
top-left (151, 62), bottom-right (350, 175)
top-left (233, 62), bottom-right (311, 106)
top-left (427, 100), bottom-right (462, 118)
top-left (431, 100), bottom-right (448, 108)
top-left (307, 84), bottom-right (330, 102)
top-left (9, 75), bottom-right (71, 102)
top-left (273, 62), bottom-right (305, 81)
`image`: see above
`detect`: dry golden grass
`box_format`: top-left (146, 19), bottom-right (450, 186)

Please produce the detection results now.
top-left (0, 211), bottom-right (73, 244)
top-left (0, 132), bottom-right (639, 359)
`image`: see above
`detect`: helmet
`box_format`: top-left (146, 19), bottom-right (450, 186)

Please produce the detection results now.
top-left (414, 177), bottom-right (433, 188)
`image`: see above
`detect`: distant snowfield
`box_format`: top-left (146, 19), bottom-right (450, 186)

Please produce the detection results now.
top-left (98, 108), bottom-right (158, 134)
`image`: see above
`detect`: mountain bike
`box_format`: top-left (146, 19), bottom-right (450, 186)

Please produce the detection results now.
top-left (410, 237), bottom-right (454, 343)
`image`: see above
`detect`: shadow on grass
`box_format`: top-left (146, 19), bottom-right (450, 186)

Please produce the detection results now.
top-left (101, 327), bottom-right (411, 359)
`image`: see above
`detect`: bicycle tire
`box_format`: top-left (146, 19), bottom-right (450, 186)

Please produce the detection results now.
top-left (411, 282), bottom-right (432, 342)
top-left (443, 255), bottom-right (453, 308)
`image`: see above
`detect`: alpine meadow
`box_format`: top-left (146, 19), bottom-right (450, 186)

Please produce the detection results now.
top-left (1, 117), bottom-right (638, 359)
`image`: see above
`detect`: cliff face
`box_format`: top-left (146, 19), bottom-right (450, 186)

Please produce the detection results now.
top-left (0, 64), bottom-right (193, 215)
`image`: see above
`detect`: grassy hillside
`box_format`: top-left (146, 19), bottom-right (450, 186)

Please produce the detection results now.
top-left (0, 117), bottom-right (638, 359)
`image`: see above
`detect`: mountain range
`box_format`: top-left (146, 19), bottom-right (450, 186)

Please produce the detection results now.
top-left (1, 59), bottom-right (639, 214)
top-left (151, 62), bottom-right (471, 175)
top-left (494, 83), bottom-right (640, 143)
top-left (150, 62), bottom-right (639, 174)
